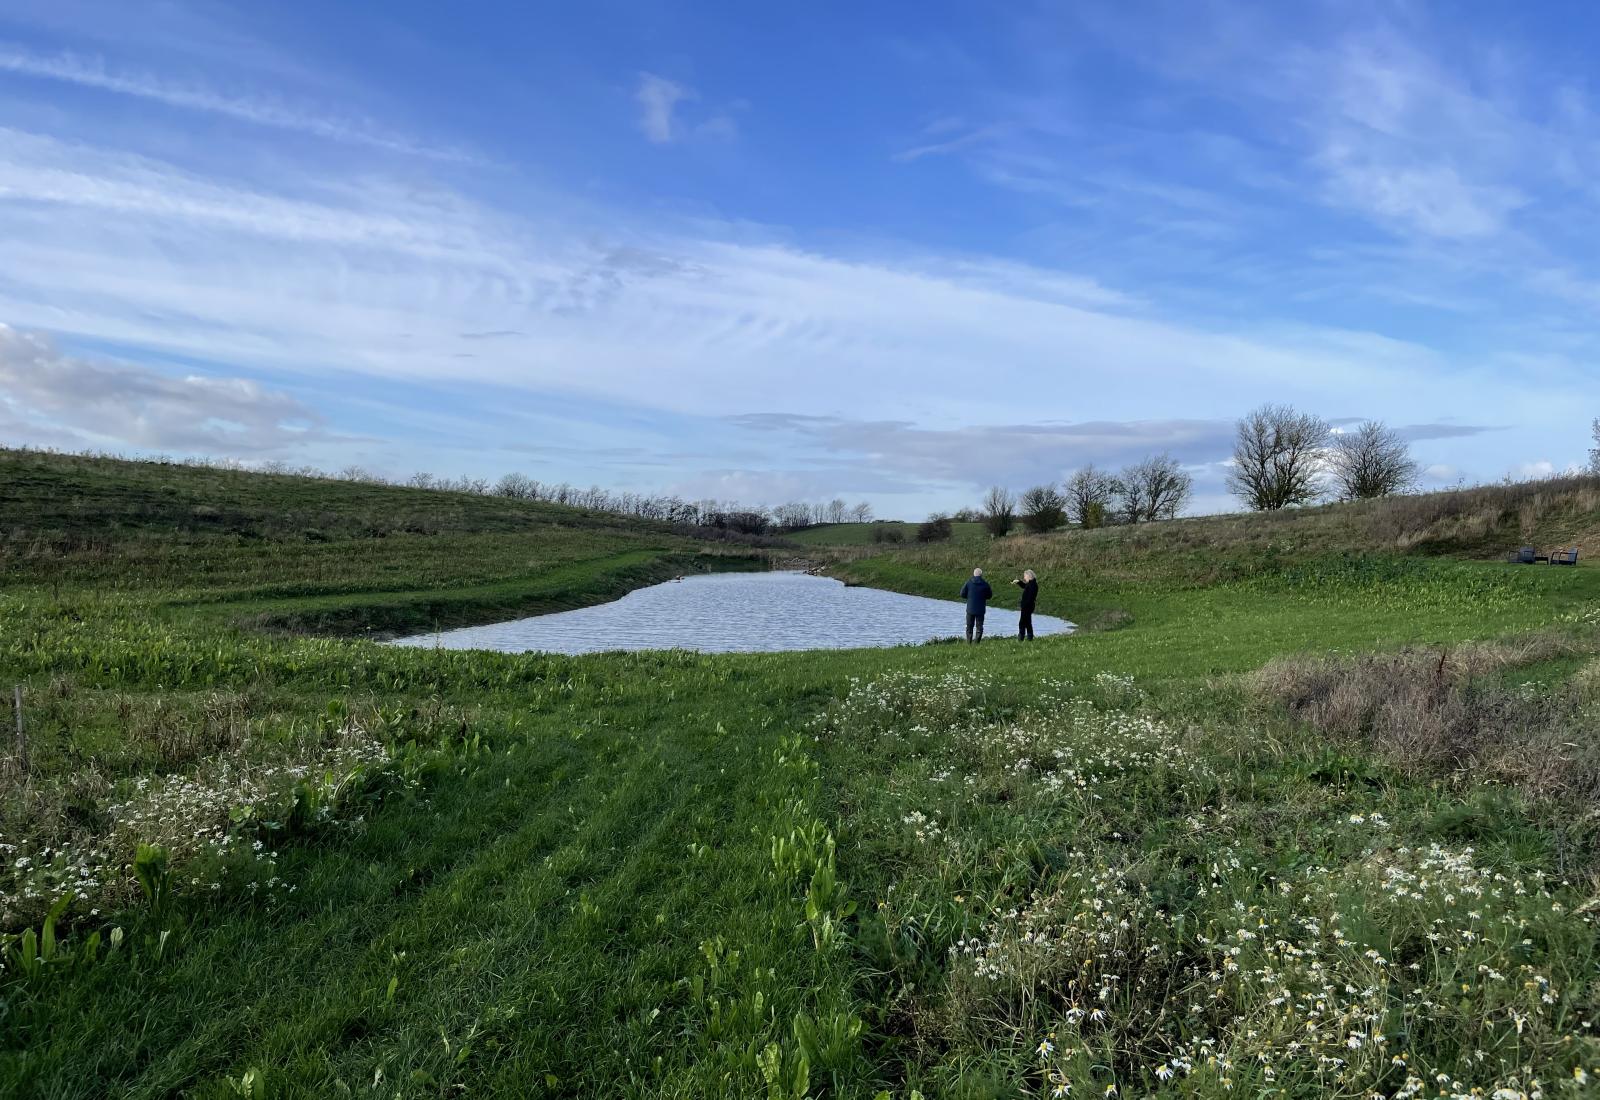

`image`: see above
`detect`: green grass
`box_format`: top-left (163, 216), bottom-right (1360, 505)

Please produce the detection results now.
top-left (3, 452), bottom-right (1600, 1097)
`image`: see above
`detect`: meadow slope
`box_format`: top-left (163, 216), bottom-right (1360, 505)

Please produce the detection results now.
top-left (2, 454), bottom-right (1599, 1099)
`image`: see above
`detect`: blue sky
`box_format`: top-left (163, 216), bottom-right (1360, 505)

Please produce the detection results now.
top-left (2, 1), bottom-right (1598, 516)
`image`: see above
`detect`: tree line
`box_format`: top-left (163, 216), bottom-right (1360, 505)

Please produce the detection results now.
top-left (259, 462), bottom-right (872, 535)
top-left (959, 451), bottom-right (1196, 540)
top-left (957, 404), bottom-right (1436, 541)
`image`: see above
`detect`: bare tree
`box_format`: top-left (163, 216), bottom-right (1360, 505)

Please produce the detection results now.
top-left (1018, 484), bottom-right (1067, 533)
top-left (981, 486), bottom-right (1016, 537)
top-left (406, 472), bottom-right (436, 490)
top-left (1590, 418), bottom-right (1600, 476)
top-left (1227, 403), bottom-right (1330, 510)
top-left (1064, 465), bottom-right (1118, 528)
top-left (824, 498), bottom-right (850, 524)
top-left (1117, 454), bottom-right (1191, 522)
top-left (850, 501), bottom-right (873, 523)
top-left (1327, 421), bottom-right (1419, 500)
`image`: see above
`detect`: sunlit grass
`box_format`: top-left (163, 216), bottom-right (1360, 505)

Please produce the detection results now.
top-left (3, 452), bottom-right (1599, 1096)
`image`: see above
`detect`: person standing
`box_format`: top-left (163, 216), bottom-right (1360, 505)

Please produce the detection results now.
top-left (1012, 569), bottom-right (1038, 640)
top-left (960, 567), bottom-right (993, 643)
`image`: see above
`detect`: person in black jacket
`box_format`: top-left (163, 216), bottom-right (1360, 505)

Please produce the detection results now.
top-left (959, 567), bottom-right (993, 643)
top-left (1012, 569), bottom-right (1038, 640)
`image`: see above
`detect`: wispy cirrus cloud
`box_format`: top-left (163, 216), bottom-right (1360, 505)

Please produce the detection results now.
top-left (0, 120), bottom-right (1547, 438)
top-left (0, 42), bottom-right (468, 160)
top-left (727, 413), bottom-right (1236, 489)
top-left (1293, 31), bottom-right (1534, 240)
top-left (893, 119), bottom-right (1011, 163)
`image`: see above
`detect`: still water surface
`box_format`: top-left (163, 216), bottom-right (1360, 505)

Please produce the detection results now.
top-left (391, 571), bottom-right (1073, 655)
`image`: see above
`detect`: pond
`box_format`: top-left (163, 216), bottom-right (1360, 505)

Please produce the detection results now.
top-left (390, 570), bottom-right (1074, 655)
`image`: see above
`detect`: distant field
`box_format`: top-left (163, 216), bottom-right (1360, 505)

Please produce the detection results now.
top-left (5, 453), bottom-right (1600, 1098)
top-left (787, 519), bottom-right (987, 546)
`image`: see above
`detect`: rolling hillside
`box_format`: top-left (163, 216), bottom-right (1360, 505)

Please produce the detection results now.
top-left (3, 453), bottom-right (1599, 1098)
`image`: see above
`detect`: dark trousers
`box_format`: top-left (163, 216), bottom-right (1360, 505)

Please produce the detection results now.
top-left (1018, 608), bottom-right (1034, 640)
top-left (965, 610), bottom-right (985, 643)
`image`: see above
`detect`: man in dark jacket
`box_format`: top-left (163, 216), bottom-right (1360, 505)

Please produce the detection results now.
top-left (1011, 569), bottom-right (1039, 640)
top-left (959, 568), bottom-right (993, 643)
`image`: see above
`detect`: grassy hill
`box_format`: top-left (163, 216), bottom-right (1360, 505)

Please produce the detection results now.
top-left (3, 454), bottom-right (1600, 1098)
top-left (0, 448), bottom-right (763, 635)
top-left (0, 449), bottom-right (681, 541)
top-left (787, 520), bottom-right (987, 547)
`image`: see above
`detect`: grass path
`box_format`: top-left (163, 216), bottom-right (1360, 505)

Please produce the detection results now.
top-left (5, 655), bottom-right (867, 1097)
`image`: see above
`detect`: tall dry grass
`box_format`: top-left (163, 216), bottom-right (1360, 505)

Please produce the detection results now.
top-left (1368, 475), bottom-right (1600, 552)
top-left (1252, 635), bottom-right (1600, 809)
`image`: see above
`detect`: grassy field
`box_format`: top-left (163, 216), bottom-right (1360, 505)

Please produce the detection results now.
top-left (787, 522), bottom-right (987, 548)
top-left (3, 452), bottom-right (1600, 1098)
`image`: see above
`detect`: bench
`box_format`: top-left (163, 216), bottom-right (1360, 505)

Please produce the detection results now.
top-left (1507, 546), bottom-right (1543, 564)
top-left (1550, 548), bottom-right (1580, 566)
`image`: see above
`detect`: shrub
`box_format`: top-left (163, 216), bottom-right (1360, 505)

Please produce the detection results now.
top-left (1065, 466), bottom-right (1117, 527)
top-left (981, 487), bottom-right (1015, 538)
top-left (1018, 485), bottom-right (1067, 533)
top-left (916, 515), bottom-right (953, 543)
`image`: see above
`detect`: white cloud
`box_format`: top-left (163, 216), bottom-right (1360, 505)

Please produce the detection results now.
top-left (636, 73), bottom-right (692, 143)
top-left (0, 118), bottom-right (1591, 505)
top-left (0, 123), bottom-right (1524, 430)
top-left (0, 324), bottom-right (323, 453)
top-left (0, 129), bottom-right (496, 255)
top-left (0, 42), bottom-right (465, 159)
top-left (1316, 147), bottom-right (1521, 239)
top-left (634, 72), bottom-right (736, 144)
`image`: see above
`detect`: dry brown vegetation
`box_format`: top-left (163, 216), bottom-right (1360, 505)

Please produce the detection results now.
top-left (1368, 475), bottom-right (1600, 553)
top-left (1252, 635), bottom-right (1600, 815)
